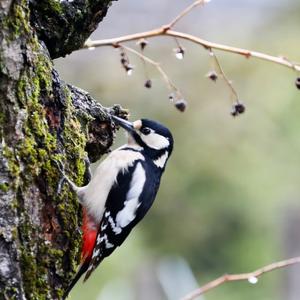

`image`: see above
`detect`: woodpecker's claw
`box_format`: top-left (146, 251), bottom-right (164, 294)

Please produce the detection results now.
top-left (53, 159), bottom-right (80, 195)
top-left (54, 159), bottom-right (65, 174)
top-left (57, 177), bottom-right (66, 194)
top-left (53, 160), bottom-right (67, 195)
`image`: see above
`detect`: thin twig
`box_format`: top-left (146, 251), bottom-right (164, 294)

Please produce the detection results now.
top-left (209, 49), bottom-right (239, 101)
top-left (166, 0), bottom-right (209, 30)
top-left (121, 45), bottom-right (181, 95)
top-left (174, 37), bottom-right (181, 49)
top-left (278, 56), bottom-right (300, 72)
top-left (140, 54), bottom-right (149, 81)
top-left (181, 256), bottom-right (300, 300)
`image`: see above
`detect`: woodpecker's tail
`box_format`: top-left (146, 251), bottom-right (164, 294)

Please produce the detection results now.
top-left (62, 260), bottom-right (90, 300)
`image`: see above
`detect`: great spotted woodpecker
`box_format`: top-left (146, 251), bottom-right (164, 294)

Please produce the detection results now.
top-left (60, 116), bottom-right (174, 299)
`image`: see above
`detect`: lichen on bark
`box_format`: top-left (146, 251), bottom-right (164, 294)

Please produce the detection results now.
top-left (0, 0), bottom-right (121, 299)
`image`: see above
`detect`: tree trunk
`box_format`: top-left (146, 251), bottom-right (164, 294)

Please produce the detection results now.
top-left (0, 1), bottom-right (122, 299)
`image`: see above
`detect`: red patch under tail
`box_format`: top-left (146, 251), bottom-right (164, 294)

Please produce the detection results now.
top-left (82, 208), bottom-right (97, 261)
top-left (62, 209), bottom-right (98, 299)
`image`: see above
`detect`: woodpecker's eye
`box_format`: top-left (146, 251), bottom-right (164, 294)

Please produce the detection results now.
top-left (141, 127), bottom-right (151, 135)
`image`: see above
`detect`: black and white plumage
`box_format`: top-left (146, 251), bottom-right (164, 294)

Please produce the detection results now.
top-left (61, 116), bottom-right (173, 298)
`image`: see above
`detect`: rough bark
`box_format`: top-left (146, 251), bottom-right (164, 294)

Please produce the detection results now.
top-left (29, 0), bottom-right (115, 58)
top-left (0, 0), bottom-right (121, 299)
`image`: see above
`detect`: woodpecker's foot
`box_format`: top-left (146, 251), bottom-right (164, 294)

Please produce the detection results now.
top-left (54, 159), bottom-right (65, 175)
top-left (53, 159), bottom-right (80, 195)
top-left (57, 177), bottom-right (66, 194)
top-left (54, 160), bottom-right (67, 195)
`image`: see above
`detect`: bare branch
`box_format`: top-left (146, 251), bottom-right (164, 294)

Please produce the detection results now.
top-left (181, 256), bottom-right (300, 300)
top-left (166, 30), bottom-right (300, 72)
top-left (84, 28), bottom-right (300, 72)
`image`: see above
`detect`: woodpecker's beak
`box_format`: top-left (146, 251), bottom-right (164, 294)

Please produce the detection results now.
top-left (111, 115), bottom-right (135, 133)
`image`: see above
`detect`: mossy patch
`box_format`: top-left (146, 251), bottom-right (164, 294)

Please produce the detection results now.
top-left (3, 0), bottom-right (31, 40)
top-left (15, 70), bottom-right (85, 298)
top-left (0, 182), bottom-right (9, 192)
top-left (48, 0), bottom-right (63, 14)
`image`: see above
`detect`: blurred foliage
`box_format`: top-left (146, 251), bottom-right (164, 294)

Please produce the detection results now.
top-left (55, 1), bottom-right (300, 299)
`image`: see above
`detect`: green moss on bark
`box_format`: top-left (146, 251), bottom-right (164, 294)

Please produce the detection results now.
top-left (0, 182), bottom-right (9, 192)
top-left (2, 0), bottom-right (30, 41)
top-left (15, 64), bottom-right (85, 298)
top-left (47, 0), bottom-right (63, 14)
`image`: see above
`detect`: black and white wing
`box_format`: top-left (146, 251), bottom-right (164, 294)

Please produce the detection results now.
top-left (84, 160), bottom-right (160, 280)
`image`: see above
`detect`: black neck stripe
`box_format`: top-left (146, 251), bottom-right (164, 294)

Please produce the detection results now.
top-left (121, 147), bottom-right (141, 153)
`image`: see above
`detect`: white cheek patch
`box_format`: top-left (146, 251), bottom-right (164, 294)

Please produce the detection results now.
top-left (140, 132), bottom-right (170, 150)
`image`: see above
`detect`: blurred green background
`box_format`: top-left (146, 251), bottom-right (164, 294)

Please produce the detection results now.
top-left (55, 1), bottom-right (300, 299)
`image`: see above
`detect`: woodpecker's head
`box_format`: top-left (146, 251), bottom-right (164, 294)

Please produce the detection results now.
top-left (112, 116), bottom-right (173, 164)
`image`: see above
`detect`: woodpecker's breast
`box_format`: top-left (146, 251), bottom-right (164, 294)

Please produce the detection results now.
top-left (81, 146), bottom-right (144, 223)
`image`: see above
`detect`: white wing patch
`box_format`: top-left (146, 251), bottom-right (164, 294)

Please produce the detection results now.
top-left (80, 146), bottom-right (144, 223)
top-left (95, 234), bottom-right (114, 251)
top-left (153, 151), bottom-right (169, 168)
top-left (108, 216), bottom-right (122, 234)
top-left (102, 234), bottom-right (114, 249)
top-left (97, 234), bottom-right (102, 245)
top-left (92, 248), bottom-right (100, 258)
top-left (140, 131), bottom-right (170, 150)
top-left (116, 162), bottom-right (146, 228)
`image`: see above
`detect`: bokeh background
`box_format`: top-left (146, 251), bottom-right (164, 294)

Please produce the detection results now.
top-left (55, 1), bottom-right (300, 299)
